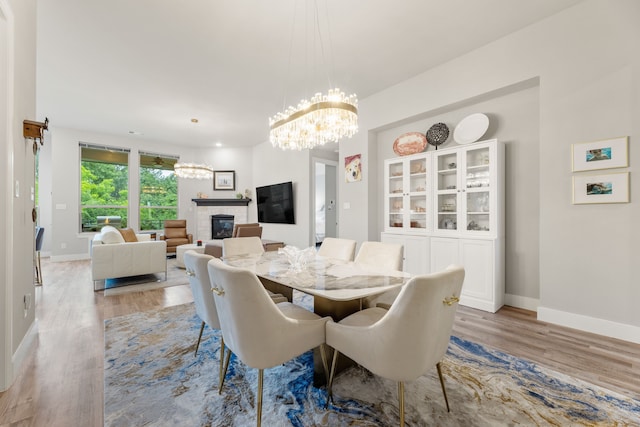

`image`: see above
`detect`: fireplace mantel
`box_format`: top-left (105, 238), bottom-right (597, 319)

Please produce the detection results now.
top-left (191, 198), bottom-right (251, 207)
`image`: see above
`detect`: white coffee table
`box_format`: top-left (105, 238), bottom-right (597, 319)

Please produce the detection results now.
top-left (176, 243), bottom-right (205, 268)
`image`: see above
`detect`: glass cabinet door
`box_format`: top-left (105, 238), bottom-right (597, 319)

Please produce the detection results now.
top-left (464, 145), bottom-right (491, 233)
top-left (435, 150), bottom-right (459, 231)
top-left (433, 141), bottom-right (495, 235)
top-left (386, 159), bottom-right (405, 230)
top-left (385, 154), bottom-right (428, 233)
top-left (408, 156), bottom-right (428, 231)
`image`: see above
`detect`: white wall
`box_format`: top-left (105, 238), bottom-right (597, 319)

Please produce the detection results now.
top-left (173, 145), bottom-right (254, 239)
top-left (252, 141), bottom-right (313, 248)
top-left (339, 0), bottom-right (640, 343)
top-left (1, 0), bottom-right (37, 392)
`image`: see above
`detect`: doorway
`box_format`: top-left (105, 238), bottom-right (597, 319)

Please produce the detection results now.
top-left (313, 159), bottom-right (338, 246)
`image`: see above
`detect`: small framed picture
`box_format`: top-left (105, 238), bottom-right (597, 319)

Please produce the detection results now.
top-left (344, 154), bottom-right (362, 183)
top-left (213, 170), bottom-right (235, 191)
top-left (572, 172), bottom-right (629, 204)
top-left (571, 136), bottom-right (628, 172)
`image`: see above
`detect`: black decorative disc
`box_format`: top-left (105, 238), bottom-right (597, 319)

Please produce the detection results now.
top-left (426, 123), bottom-right (449, 146)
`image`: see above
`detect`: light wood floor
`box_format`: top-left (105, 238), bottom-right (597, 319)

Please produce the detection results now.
top-left (1, 258), bottom-right (639, 426)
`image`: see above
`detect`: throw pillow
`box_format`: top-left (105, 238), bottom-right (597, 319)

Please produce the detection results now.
top-left (100, 226), bottom-right (125, 244)
top-left (118, 228), bottom-right (138, 243)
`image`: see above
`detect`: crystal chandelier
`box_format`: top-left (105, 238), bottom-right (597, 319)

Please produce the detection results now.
top-left (173, 163), bottom-right (213, 179)
top-left (269, 89), bottom-right (358, 150)
top-left (269, 1), bottom-right (358, 150)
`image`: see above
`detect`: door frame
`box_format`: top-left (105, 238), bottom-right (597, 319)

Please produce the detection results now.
top-left (310, 157), bottom-right (339, 246)
top-left (0, 0), bottom-right (15, 392)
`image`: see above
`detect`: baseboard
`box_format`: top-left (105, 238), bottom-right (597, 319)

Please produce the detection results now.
top-left (538, 306), bottom-right (640, 345)
top-left (50, 253), bottom-right (91, 262)
top-left (504, 293), bottom-right (539, 312)
top-left (11, 319), bottom-right (38, 384)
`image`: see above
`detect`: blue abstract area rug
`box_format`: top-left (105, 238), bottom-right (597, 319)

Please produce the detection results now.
top-left (104, 303), bottom-right (640, 426)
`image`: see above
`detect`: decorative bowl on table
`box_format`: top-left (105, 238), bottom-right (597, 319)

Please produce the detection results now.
top-left (278, 246), bottom-right (316, 272)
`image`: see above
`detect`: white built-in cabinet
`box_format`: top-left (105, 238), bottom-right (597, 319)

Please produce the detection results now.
top-left (382, 139), bottom-right (504, 312)
top-left (380, 232), bottom-right (430, 275)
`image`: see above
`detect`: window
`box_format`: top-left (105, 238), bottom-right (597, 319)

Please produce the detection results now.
top-left (139, 152), bottom-right (178, 231)
top-left (80, 143), bottom-right (129, 232)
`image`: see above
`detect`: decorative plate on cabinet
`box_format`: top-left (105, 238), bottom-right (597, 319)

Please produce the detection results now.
top-left (453, 113), bottom-right (489, 144)
top-left (393, 132), bottom-right (427, 156)
top-left (426, 123), bottom-right (449, 147)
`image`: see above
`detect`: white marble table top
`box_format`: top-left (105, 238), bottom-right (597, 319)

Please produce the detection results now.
top-left (223, 251), bottom-right (411, 301)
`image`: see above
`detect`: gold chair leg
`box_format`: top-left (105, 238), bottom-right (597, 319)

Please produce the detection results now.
top-left (218, 348), bottom-right (232, 395)
top-left (319, 344), bottom-right (329, 382)
top-left (256, 369), bottom-right (263, 427)
top-left (436, 362), bottom-right (450, 412)
top-left (195, 321), bottom-right (205, 356)
top-left (326, 348), bottom-right (340, 407)
top-left (218, 337), bottom-right (225, 391)
top-left (398, 381), bottom-right (405, 426)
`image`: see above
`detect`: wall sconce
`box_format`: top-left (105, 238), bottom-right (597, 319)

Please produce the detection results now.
top-left (23, 117), bottom-right (49, 153)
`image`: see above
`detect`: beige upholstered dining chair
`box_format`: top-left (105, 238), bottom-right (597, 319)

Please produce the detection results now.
top-left (184, 250), bottom-right (294, 392)
top-left (207, 258), bottom-right (331, 427)
top-left (354, 241), bottom-right (403, 269)
top-left (326, 265), bottom-right (465, 426)
top-left (183, 251), bottom-right (226, 390)
top-left (221, 236), bottom-right (287, 303)
top-left (317, 237), bottom-right (357, 262)
top-left (355, 241), bottom-right (404, 309)
top-left (222, 236), bottom-right (265, 257)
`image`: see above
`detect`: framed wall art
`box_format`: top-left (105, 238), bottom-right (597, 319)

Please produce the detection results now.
top-left (344, 154), bottom-right (362, 183)
top-left (213, 170), bottom-right (235, 191)
top-left (571, 136), bottom-right (628, 172)
top-left (572, 172), bottom-right (629, 204)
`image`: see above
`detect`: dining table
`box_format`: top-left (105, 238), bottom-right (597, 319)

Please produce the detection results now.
top-left (223, 249), bottom-right (412, 385)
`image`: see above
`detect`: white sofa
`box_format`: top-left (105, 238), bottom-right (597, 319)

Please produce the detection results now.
top-left (91, 226), bottom-right (167, 291)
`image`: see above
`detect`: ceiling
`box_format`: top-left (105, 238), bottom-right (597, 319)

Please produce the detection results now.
top-left (36, 0), bottom-right (581, 149)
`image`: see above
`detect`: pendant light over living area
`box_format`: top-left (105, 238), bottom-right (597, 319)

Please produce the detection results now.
top-left (174, 163), bottom-right (213, 180)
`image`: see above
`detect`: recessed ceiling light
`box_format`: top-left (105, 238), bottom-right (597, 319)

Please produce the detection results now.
top-left (191, 118), bottom-right (199, 124)
top-left (215, 142), bottom-right (222, 147)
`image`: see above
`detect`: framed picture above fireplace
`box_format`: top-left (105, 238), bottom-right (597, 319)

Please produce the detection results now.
top-left (213, 170), bottom-right (235, 191)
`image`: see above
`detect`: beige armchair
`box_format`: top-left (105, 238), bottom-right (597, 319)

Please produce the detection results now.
top-left (160, 219), bottom-right (192, 253)
top-left (326, 265), bottom-right (465, 425)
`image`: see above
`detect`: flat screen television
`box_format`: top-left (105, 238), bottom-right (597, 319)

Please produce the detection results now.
top-left (256, 181), bottom-right (295, 224)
